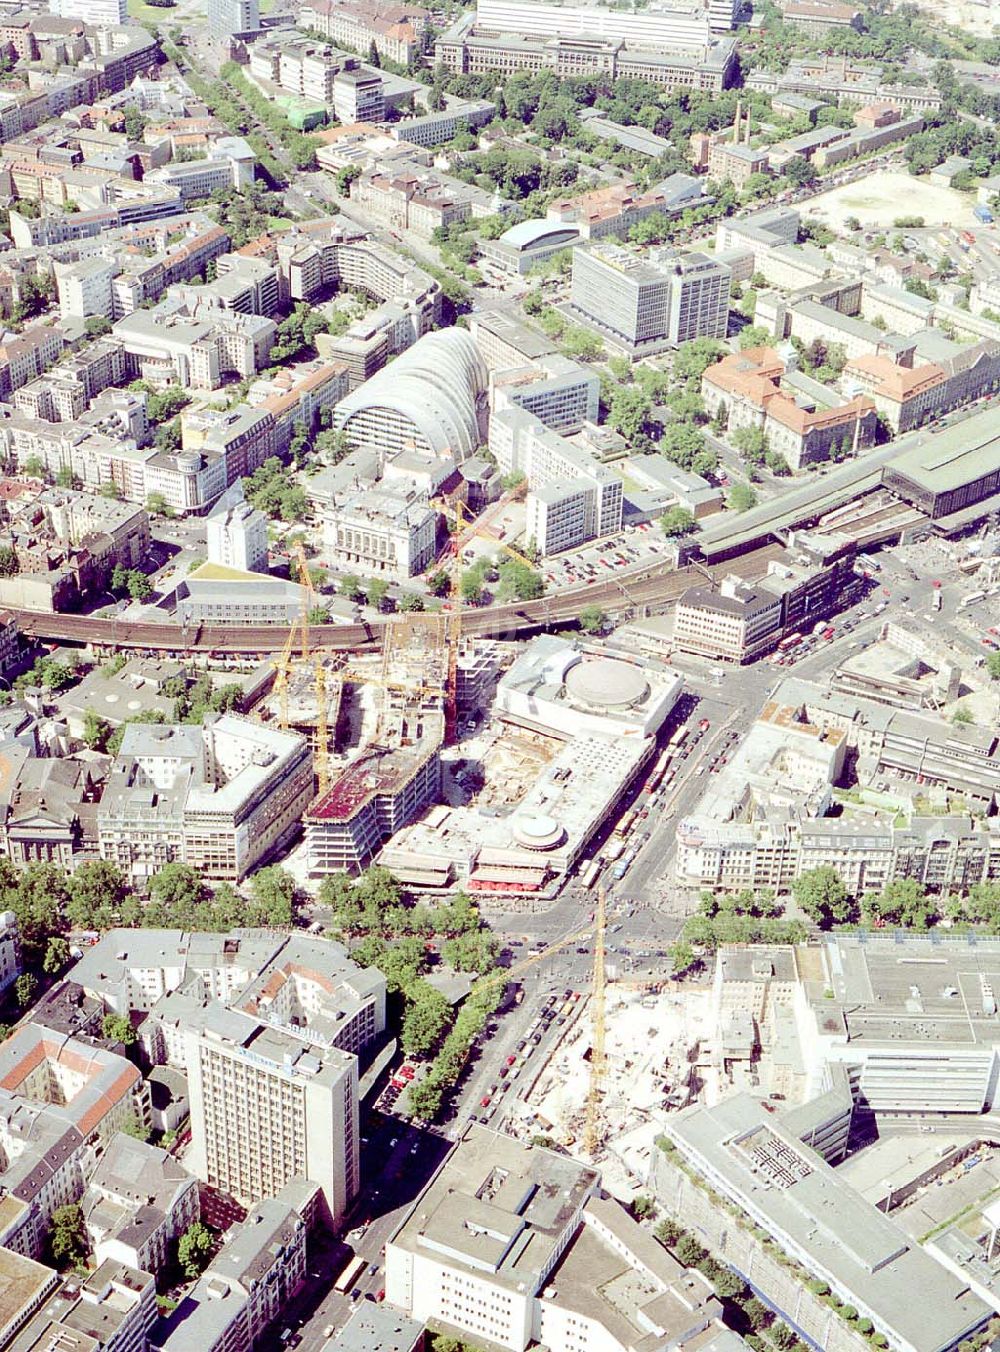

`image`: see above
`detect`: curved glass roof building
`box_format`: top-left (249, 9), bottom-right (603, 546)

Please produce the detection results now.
top-left (332, 328), bottom-right (487, 459)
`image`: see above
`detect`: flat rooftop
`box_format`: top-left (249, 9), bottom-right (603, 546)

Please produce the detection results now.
top-left (389, 1125), bottom-right (597, 1293)
top-left (887, 404), bottom-right (1000, 493)
top-left (668, 1095), bottom-right (990, 1352)
top-left (0, 1248), bottom-right (57, 1342)
top-left (811, 934), bottom-right (1000, 1047)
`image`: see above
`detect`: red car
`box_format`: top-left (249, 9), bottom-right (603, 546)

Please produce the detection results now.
top-left (698, 719), bottom-right (711, 732)
top-left (480, 1095), bottom-right (491, 1107)
top-left (506, 1054), bottom-right (516, 1066)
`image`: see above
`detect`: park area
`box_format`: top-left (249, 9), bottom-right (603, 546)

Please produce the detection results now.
top-left (803, 170), bottom-right (975, 231)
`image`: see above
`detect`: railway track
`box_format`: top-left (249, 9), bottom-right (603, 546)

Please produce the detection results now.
top-left (10, 541), bottom-right (784, 655)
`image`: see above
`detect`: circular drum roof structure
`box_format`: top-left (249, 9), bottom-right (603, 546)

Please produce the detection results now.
top-left (333, 328), bottom-right (487, 460)
top-left (512, 813), bottom-right (565, 851)
top-left (564, 657), bottom-right (648, 711)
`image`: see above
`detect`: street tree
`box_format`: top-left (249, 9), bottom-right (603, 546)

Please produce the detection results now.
top-left (727, 483), bottom-right (757, 512)
top-left (401, 984), bottom-right (451, 1058)
top-left (248, 866), bottom-right (296, 926)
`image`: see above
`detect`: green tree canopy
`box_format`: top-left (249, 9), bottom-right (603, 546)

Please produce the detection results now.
top-left (792, 866), bottom-right (853, 928)
top-left (177, 1222), bottom-right (214, 1279)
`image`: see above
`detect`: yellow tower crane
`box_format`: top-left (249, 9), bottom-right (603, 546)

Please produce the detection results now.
top-left (291, 542), bottom-right (332, 798)
top-left (583, 886), bottom-right (607, 1159)
top-left (433, 484), bottom-right (533, 743)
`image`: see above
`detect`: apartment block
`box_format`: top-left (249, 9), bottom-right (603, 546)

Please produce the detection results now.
top-left (0, 1024), bottom-right (150, 1258)
top-left (13, 1260), bottom-right (157, 1352)
top-left (70, 926), bottom-right (387, 1065)
top-left (152, 1191), bottom-right (311, 1352)
top-left (83, 1135), bottom-right (199, 1275)
top-left (206, 486), bottom-right (268, 573)
top-left (54, 256), bottom-right (118, 321)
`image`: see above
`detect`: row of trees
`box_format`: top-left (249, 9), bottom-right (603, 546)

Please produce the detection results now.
top-left (319, 870), bottom-right (501, 1095)
top-left (2, 857), bottom-right (299, 983)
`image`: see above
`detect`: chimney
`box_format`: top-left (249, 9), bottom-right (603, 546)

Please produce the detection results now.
top-left (733, 99), bottom-right (741, 144)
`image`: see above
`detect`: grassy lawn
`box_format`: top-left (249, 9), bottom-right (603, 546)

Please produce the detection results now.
top-left (126, 0), bottom-right (171, 21)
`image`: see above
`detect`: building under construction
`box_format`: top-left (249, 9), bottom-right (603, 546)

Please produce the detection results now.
top-left (303, 617), bottom-right (449, 875)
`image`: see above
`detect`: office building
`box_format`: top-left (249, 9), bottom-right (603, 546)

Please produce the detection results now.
top-left (207, 0), bottom-right (259, 39)
top-left (111, 308), bottom-right (276, 392)
top-left (49, 0), bottom-right (126, 23)
top-left (98, 715), bottom-right (314, 885)
top-left (393, 99), bottom-right (495, 148)
top-left (386, 1125), bottom-right (729, 1352)
top-left (659, 1094), bottom-right (990, 1352)
top-left (803, 935), bottom-right (1000, 1114)
top-left (702, 347), bottom-right (877, 470)
top-left (298, 0), bottom-right (430, 66)
top-left (546, 176), bottom-right (708, 242)
top-left (746, 54), bottom-right (941, 111)
top-left (674, 577), bottom-right (784, 665)
top-left (674, 537), bottom-right (860, 663)
top-left (435, 0), bottom-right (738, 90)
top-left (490, 409), bottom-right (621, 555)
top-left (305, 716), bottom-right (444, 874)
top-left (328, 1306), bottom-right (426, 1352)
top-left (206, 484), bottom-right (268, 573)
top-left (489, 356), bottom-right (600, 435)
top-left (186, 1006), bottom-right (358, 1225)
top-left (569, 243), bottom-right (730, 354)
